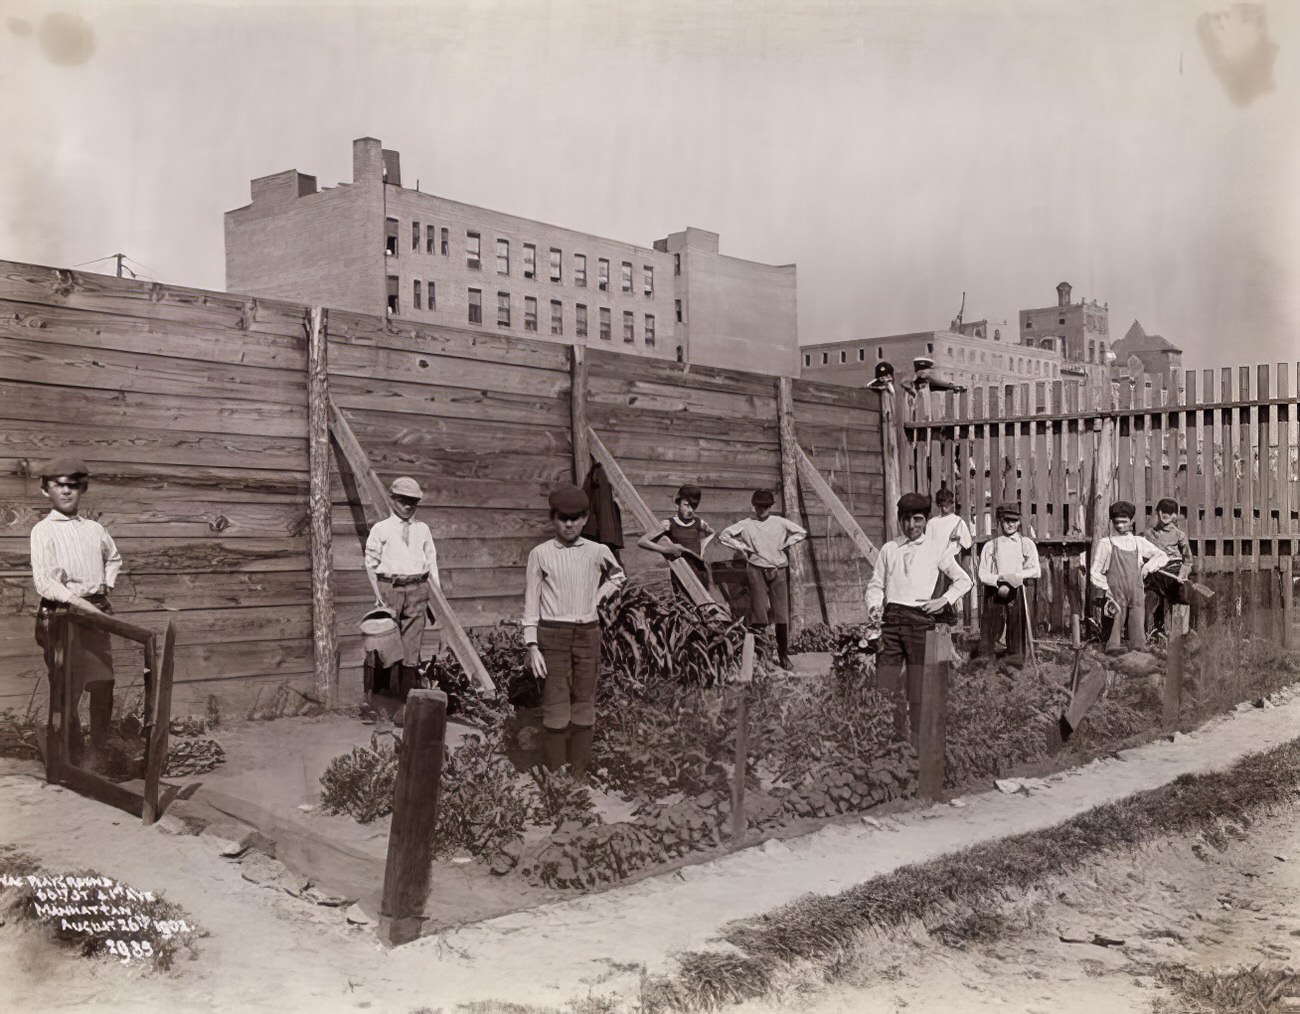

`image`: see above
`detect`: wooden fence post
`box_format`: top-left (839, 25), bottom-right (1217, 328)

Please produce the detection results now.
top-left (381, 688), bottom-right (448, 946)
top-left (1164, 632), bottom-right (1184, 731)
top-left (570, 345), bottom-right (590, 485)
top-left (917, 628), bottom-right (950, 799)
top-left (777, 378), bottom-right (809, 632)
top-left (878, 383), bottom-right (902, 541)
top-left (730, 632), bottom-right (755, 845)
top-left (307, 306), bottom-right (338, 706)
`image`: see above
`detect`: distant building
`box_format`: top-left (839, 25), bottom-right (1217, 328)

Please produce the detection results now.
top-left (225, 137), bottom-right (799, 376)
top-left (1018, 281), bottom-right (1111, 388)
top-left (1110, 320), bottom-right (1184, 385)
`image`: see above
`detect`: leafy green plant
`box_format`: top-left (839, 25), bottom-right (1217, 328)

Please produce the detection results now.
top-left (318, 732), bottom-right (399, 824)
top-left (528, 768), bottom-right (601, 831)
top-left (788, 622), bottom-right (836, 653)
top-left (599, 587), bottom-right (747, 692)
top-left (433, 724), bottom-right (536, 860)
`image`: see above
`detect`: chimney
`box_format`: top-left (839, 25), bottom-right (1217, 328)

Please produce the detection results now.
top-left (353, 137), bottom-right (384, 185)
top-left (1056, 281), bottom-right (1072, 307)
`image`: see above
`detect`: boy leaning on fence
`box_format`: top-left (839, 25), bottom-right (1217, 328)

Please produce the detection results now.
top-left (1143, 497), bottom-right (1193, 637)
top-left (523, 484), bottom-right (626, 779)
top-left (636, 483), bottom-right (715, 600)
top-left (29, 457), bottom-right (122, 770)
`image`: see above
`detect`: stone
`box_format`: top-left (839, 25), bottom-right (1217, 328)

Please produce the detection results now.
top-left (1113, 651), bottom-right (1160, 678)
top-left (345, 903), bottom-right (372, 926)
top-left (154, 814), bottom-right (188, 836)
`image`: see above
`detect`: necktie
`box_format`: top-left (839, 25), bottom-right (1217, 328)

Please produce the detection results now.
top-left (402, 521), bottom-right (411, 547)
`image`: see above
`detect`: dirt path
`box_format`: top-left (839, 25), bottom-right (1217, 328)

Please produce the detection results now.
top-left (3, 687), bottom-right (1299, 1012)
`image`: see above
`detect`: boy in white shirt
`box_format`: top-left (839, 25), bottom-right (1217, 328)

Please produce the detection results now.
top-left (719, 489), bottom-right (807, 669)
top-left (1090, 500), bottom-right (1169, 654)
top-left (926, 487), bottom-right (973, 560)
top-left (866, 493), bottom-right (973, 743)
top-left (976, 502), bottom-right (1041, 667)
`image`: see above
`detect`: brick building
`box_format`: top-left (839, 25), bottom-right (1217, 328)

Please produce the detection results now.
top-left (1018, 281), bottom-right (1111, 388)
top-left (1110, 320), bottom-right (1184, 386)
top-left (225, 138), bottom-right (799, 376)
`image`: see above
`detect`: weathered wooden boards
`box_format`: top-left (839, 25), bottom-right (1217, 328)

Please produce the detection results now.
top-left (898, 367), bottom-right (1300, 635)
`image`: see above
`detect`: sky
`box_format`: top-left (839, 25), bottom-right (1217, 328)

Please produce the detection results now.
top-left (1, 0), bottom-right (1297, 373)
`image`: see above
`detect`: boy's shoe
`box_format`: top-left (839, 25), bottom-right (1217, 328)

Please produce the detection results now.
top-left (777, 654), bottom-right (793, 671)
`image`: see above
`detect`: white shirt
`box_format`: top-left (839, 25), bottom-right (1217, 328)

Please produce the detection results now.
top-left (865, 535), bottom-right (973, 611)
top-left (522, 538), bottom-right (626, 643)
top-left (30, 510), bottom-right (122, 603)
top-left (978, 533), bottom-right (1041, 587)
top-left (1089, 533), bottom-right (1168, 593)
top-left (364, 513), bottom-right (440, 586)
top-left (926, 513), bottom-right (973, 557)
top-left (718, 515), bottom-right (807, 569)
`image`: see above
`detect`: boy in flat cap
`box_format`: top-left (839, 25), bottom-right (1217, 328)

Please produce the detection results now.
top-left (866, 492), bottom-right (973, 742)
top-left (636, 483), bottom-right (715, 600)
top-left (1090, 500), bottom-right (1168, 654)
top-left (1143, 497), bottom-right (1193, 637)
top-left (364, 476), bottom-right (441, 699)
top-left (719, 488), bottom-right (807, 669)
top-left (976, 502), bottom-right (1041, 667)
top-left (523, 484), bottom-right (626, 777)
top-left (30, 457), bottom-right (122, 768)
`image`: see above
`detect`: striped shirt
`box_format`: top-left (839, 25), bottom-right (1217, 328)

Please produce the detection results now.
top-left (30, 510), bottom-right (122, 604)
top-left (866, 535), bottom-right (972, 610)
top-left (718, 515), bottom-right (807, 569)
top-left (522, 537), bottom-right (626, 644)
top-left (365, 514), bottom-right (440, 586)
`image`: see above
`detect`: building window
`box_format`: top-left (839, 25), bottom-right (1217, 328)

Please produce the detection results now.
top-left (467, 231), bottom-right (481, 270)
top-left (440, 228), bottom-right (449, 256)
top-left (858, 348), bottom-right (865, 362)
top-left (497, 291), bottom-right (511, 328)
top-left (1088, 339), bottom-right (1096, 361)
top-left (575, 254), bottom-right (587, 287)
top-left (412, 221), bottom-right (420, 251)
top-left (524, 297), bottom-right (538, 332)
top-left (386, 275), bottom-right (399, 314)
top-left (413, 280), bottom-right (422, 310)
top-left (598, 258), bottom-right (610, 292)
top-left (497, 239), bottom-right (510, 275)
top-left (551, 300), bottom-right (563, 335)
top-left (621, 262), bottom-right (633, 293)
top-left (426, 224), bottom-right (436, 254)
top-left (1099, 340), bottom-right (1107, 361)
top-left (643, 266), bottom-right (654, 297)
top-left (524, 243), bottom-right (536, 279)
top-left (926, 342), bottom-right (934, 354)
top-left (821, 352), bottom-right (829, 365)
top-left (599, 307), bottom-right (611, 341)
top-left (550, 248), bottom-right (562, 283)
top-left (676, 345), bottom-right (684, 363)
top-left (468, 288), bottom-right (482, 324)
top-left (804, 354), bottom-right (812, 368)
top-left (675, 299), bottom-right (683, 323)
top-left (645, 313), bottom-right (655, 345)
top-left (385, 218), bottom-right (399, 257)
top-left (839, 350), bottom-right (847, 364)
top-left (877, 347), bottom-right (883, 359)
top-left (427, 281), bottom-right (436, 310)
top-left (674, 253), bottom-right (681, 276)
top-left (576, 304), bottom-right (588, 338)
top-left (1058, 317), bottom-right (1065, 325)
top-left (947, 347), bottom-right (954, 357)
top-left (1025, 318), bottom-right (1033, 328)
top-left (622, 310), bottom-right (634, 342)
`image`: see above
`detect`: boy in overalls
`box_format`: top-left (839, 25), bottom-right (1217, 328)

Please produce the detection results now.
top-left (1090, 501), bottom-right (1168, 654)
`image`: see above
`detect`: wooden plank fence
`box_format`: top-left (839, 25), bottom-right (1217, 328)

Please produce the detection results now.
top-left (0, 260), bottom-right (885, 712)
top-left (899, 369), bottom-right (1300, 639)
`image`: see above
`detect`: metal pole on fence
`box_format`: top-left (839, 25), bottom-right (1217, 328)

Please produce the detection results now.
top-left (381, 688), bottom-right (448, 946)
top-left (730, 633), bottom-right (755, 846)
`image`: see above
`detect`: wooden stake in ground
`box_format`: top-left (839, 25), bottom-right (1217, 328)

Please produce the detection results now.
top-left (1164, 631), bottom-right (1184, 731)
top-left (306, 306), bottom-right (339, 706)
top-left (917, 628), bottom-right (950, 799)
top-left (381, 688), bottom-right (448, 946)
top-left (730, 633), bottom-right (755, 845)
top-left (776, 378), bottom-right (809, 632)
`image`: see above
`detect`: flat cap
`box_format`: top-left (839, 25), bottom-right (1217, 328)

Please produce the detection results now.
top-left (390, 476), bottom-right (424, 499)
top-left (675, 484), bottom-right (702, 505)
top-left (751, 488), bottom-right (776, 508)
top-left (548, 484), bottom-right (589, 515)
top-left (874, 361), bottom-right (895, 380)
top-left (40, 457), bottom-right (91, 480)
top-left (995, 502), bottom-right (1022, 519)
top-left (897, 492), bottom-right (931, 517)
top-left (1155, 497), bottom-right (1178, 514)
top-left (1109, 500), bottom-right (1136, 519)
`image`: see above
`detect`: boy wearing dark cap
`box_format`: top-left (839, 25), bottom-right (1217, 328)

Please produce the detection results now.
top-left (636, 483), bottom-right (715, 600)
top-left (523, 484), bottom-right (626, 777)
top-left (719, 489), bottom-right (807, 669)
top-left (1090, 501), bottom-right (1169, 654)
top-left (29, 457), bottom-right (122, 768)
top-left (976, 502), bottom-right (1041, 667)
top-left (866, 493), bottom-right (973, 742)
top-left (1143, 498), bottom-right (1193, 636)
top-left (364, 476), bottom-right (441, 698)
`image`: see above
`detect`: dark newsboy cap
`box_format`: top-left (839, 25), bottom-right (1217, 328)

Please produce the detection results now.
top-left (897, 492), bottom-right (932, 517)
top-left (1109, 500), bottom-right (1137, 520)
top-left (751, 488), bottom-right (776, 508)
top-left (40, 457), bottom-right (91, 480)
top-left (548, 484), bottom-right (589, 515)
top-left (996, 502), bottom-right (1022, 520)
top-left (1156, 497), bottom-right (1178, 514)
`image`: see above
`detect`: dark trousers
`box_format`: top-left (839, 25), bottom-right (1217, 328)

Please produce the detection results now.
top-left (877, 604), bottom-right (934, 741)
top-left (746, 564), bottom-right (789, 626)
top-left (538, 620), bottom-right (601, 731)
top-left (35, 596), bottom-right (116, 759)
top-left (1145, 569), bottom-right (1188, 635)
top-left (980, 586), bottom-right (1026, 661)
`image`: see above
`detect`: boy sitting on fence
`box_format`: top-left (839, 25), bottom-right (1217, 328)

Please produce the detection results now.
top-left (866, 493), bottom-right (973, 743)
top-left (1090, 500), bottom-right (1169, 654)
top-left (1143, 497), bottom-right (1193, 637)
top-left (719, 489), bottom-right (807, 670)
top-left (976, 502), bottom-right (1041, 668)
top-left (523, 484), bottom-right (626, 778)
top-left (29, 457), bottom-right (122, 770)
top-left (364, 476), bottom-right (441, 701)
top-left (636, 483), bottom-right (715, 601)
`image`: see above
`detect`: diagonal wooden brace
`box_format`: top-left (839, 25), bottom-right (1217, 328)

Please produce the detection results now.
top-left (794, 444), bottom-right (880, 567)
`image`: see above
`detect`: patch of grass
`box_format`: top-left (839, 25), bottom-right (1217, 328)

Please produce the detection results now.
top-left (1149, 961), bottom-right (1300, 1013)
top-left (0, 704), bottom-right (42, 761)
top-left (641, 735), bottom-right (1300, 1011)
